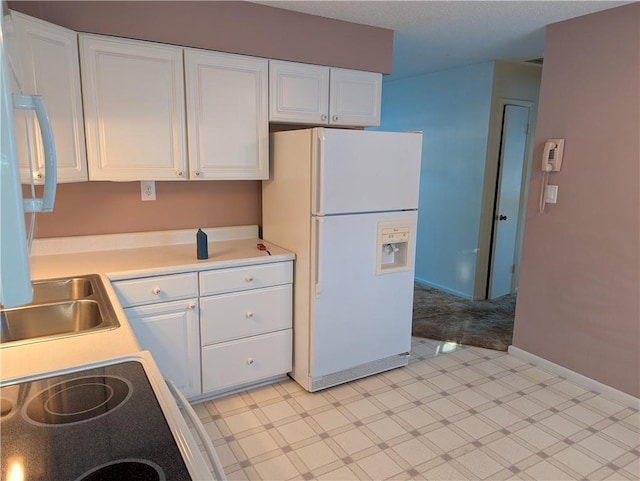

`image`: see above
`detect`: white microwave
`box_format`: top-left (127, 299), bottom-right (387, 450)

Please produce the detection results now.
top-left (0, 4), bottom-right (57, 308)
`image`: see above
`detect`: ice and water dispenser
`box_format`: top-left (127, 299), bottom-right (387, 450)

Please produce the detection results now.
top-left (376, 221), bottom-right (412, 275)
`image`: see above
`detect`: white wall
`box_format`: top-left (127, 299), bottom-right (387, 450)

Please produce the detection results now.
top-left (378, 62), bottom-right (495, 298)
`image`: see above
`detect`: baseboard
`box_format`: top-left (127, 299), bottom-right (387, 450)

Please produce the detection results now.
top-left (414, 277), bottom-right (474, 300)
top-left (508, 346), bottom-right (640, 410)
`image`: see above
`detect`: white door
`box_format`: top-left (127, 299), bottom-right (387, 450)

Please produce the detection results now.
top-left (310, 210), bottom-right (416, 377)
top-left (488, 104), bottom-right (530, 298)
top-left (313, 129), bottom-right (422, 215)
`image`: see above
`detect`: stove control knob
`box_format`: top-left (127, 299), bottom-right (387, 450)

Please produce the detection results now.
top-left (245, 311), bottom-right (253, 319)
top-left (247, 357), bottom-right (254, 365)
top-left (245, 275), bottom-right (254, 282)
top-left (152, 287), bottom-right (161, 295)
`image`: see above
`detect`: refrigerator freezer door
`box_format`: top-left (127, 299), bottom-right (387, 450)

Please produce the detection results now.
top-left (312, 128), bottom-right (422, 215)
top-left (309, 210), bottom-right (417, 379)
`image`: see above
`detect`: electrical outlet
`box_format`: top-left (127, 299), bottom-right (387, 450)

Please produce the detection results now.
top-left (545, 184), bottom-right (558, 204)
top-left (141, 180), bottom-right (156, 201)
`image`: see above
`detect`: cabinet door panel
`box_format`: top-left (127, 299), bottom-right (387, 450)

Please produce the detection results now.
top-left (125, 299), bottom-right (201, 397)
top-left (329, 68), bottom-right (381, 127)
top-left (80, 34), bottom-right (187, 181)
top-left (10, 12), bottom-right (87, 183)
top-left (269, 60), bottom-right (329, 124)
top-left (185, 49), bottom-right (268, 180)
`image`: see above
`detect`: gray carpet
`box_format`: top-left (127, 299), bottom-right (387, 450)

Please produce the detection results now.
top-left (412, 283), bottom-right (516, 352)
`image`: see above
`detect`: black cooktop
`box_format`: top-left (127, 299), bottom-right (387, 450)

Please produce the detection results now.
top-left (0, 361), bottom-right (192, 480)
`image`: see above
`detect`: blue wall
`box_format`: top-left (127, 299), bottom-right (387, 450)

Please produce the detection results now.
top-left (377, 62), bottom-right (495, 298)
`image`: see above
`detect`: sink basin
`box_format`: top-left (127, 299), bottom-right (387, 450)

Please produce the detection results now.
top-left (31, 277), bottom-right (94, 304)
top-left (0, 274), bottom-right (119, 346)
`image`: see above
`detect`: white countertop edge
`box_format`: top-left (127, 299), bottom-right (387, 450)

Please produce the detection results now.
top-left (105, 251), bottom-right (295, 281)
top-left (31, 225), bottom-right (259, 256)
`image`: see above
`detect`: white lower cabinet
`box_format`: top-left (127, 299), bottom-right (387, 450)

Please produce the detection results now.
top-left (112, 260), bottom-right (293, 399)
top-left (124, 299), bottom-right (201, 398)
top-left (199, 261), bottom-right (293, 395)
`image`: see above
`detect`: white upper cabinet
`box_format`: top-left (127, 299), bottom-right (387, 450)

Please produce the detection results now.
top-left (269, 60), bottom-right (382, 127)
top-left (269, 61), bottom-right (329, 124)
top-left (329, 68), bottom-right (382, 127)
top-left (9, 11), bottom-right (87, 183)
top-left (79, 34), bottom-right (188, 181)
top-left (184, 49), bottom-right (268, 180)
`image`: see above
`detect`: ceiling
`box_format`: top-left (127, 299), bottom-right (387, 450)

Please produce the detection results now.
top-left (253, 1), bottom-right (633, 79)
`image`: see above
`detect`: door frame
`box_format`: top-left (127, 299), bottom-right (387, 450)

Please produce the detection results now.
top-left (473, 98), bottom-right (537, 300)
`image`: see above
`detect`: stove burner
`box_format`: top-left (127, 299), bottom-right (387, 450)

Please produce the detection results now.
top-left (73, 458), bottom-right (166, 481)
top-left (24, 375), bottom-right (132, 426)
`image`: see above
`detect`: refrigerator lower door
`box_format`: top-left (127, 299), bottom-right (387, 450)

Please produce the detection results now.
top-left (312, 128), bottom-right (422, 215)
top-left (309, 210), bottom-right (417, 389)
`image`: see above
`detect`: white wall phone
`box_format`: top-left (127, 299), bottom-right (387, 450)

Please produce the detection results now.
top-left (539, 139), bottom-right (565, 213)
top-left (542, 139), bottom-right (564, 172)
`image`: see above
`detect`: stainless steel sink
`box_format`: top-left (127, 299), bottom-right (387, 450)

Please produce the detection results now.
top-left (0, 274), bottom-right (120, 345)
top-left (31, 277), bottom-right (94, 304)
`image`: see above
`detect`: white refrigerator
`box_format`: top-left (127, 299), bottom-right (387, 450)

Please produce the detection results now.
top-left (263, 127), bottom-right (422, 391)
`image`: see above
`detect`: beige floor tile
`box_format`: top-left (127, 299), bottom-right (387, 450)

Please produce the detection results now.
top-left (333, 428), bottom-right (377, 455)
top-left (486, 436), bottom-right (535, 464)
top-left (399, 381), bottom-right (438, 400)
top-left (455, 449), bottom-right (504, 480)
top-left (294, 392), bottom-right (332, 411)
top-left (392, 437), bottom-right (437, 466)
top-left (420, 462), bottom-right (468, 480)
top-left (426, 425), bottom-right (468, 452)
top-left (356, 451), bottom-right (404, 480)
top-left (453, 415), bottom-right (496, 439)
top-left (252, 454), bottom-right (299, 481)
top-left (577, 434), bottom-right (628, 460)
top-left (366, 417), bottom-right (407, 441)
top-left (373, 389), bottom-right (412, 410)
top-left (396, 406), bottom-right (438, 429)
top-left (276, 419), bottom-right (317, 445)
top-left (554, 445), bottom-right (606, 477)
top-left (237, 431), bottom-right (279, 459)
top-left (296, 440), bottom-right (340, 471)
top-left (344, 398), bottom-right (383, 419)
top-left (259, 400), bottom-right (298, 423)
top-left (480, 404), bottom-right (524, 428)
top-left (524, 459), bottom-right (576, 480)
top-left (539, 413), bottom-right (583, 437)
top-left (601, 423), bottom-right (640, 448)
top-left (513, 424), bottom-right (560, 450)
top-left (312, 408), bottom-right (352, 432)
top-left (224, 410), bottom-right (263, 434)
top-left (247, 385), bottom-right (283, 404)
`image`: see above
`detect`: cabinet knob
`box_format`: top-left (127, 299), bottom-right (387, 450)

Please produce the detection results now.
top-left (247, 357), bottom-right (254, 365)
top-left (35, 172), bottom-right (43, 180)
top-left (152, 287), bottom-right (161, 295)
top-left (245, 275), bottom-right (254, 282)
top-left (188, 303), bottom-right (196, 310)
top-left (176, 170), bottom-right (184, 177)
top-left (194, 171), bottom-right (201, 177)
top-left (321, 114), bottom-right (327, 121)
top-left (245, 311), bottom-right (253, 319)
top-left (332, 115), bottom-right (339, 122)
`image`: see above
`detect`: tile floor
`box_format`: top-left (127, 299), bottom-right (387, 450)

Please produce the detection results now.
top-left (192, 338), bottom-right (639, 480)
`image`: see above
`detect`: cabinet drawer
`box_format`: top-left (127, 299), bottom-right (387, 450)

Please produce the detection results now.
top-left (199, 261), bottom-right (292, 296)
top-left (201, 330), bottom-right (292, 393)
top-left (113, 272), bottom-right (198, 307)
top-left (201, 284), bottom-right (292, 345)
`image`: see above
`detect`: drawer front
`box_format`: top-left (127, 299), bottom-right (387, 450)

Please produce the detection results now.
top-left (199, 261), bottom-right (292, 296)
top-left (201, 285), bottom-right (292, 345)
top-left (113, 272), bottom-right (198, 307)
top-left (201, 329), bottom-right (292, 393)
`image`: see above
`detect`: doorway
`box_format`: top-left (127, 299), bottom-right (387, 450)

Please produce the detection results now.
top-left (486, 102), bottom-right (533, 299)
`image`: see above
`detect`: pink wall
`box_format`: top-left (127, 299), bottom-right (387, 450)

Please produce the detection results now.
top-left (9, 1), bottom-right (392, 238)
top-left (513, 4), bottom-right (640, 397)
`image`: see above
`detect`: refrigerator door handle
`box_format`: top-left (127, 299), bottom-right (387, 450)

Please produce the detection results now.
top-left (315, 217), bottom-right (324, 297)
top-left (13, 94), bottom-right (57, 213)
top-left (315, 134), bottom-right (324, 214)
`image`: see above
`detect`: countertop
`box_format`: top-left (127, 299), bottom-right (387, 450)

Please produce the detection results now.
top-left (1, 227), bottom-right (294, 383)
